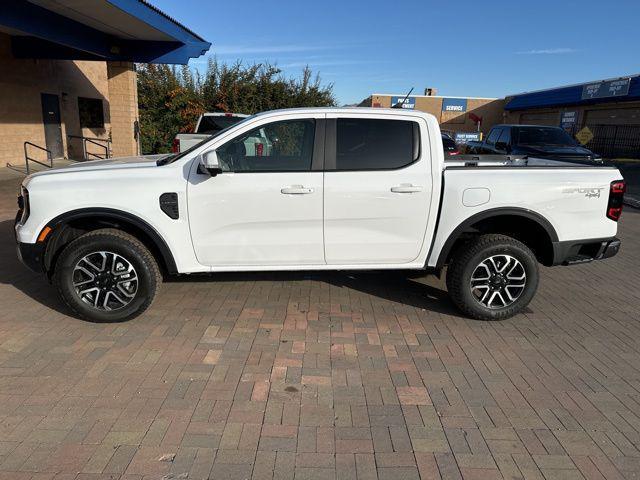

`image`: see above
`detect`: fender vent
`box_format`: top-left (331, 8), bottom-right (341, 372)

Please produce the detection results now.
top-left (159, 193), bottom-right (179, 219)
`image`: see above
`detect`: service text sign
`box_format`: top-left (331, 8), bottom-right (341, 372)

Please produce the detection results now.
top-left (454, 132), bottom-right (482, 144)
top-left (442, 98), bottom-right (468, 112)
top-left (560, 111), bottom-right (578, 129)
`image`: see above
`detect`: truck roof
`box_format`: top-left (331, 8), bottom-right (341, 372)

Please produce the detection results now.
top-left (250, 106), bottom-right (439, 122)
top-left (201, 112), bottom-right (249, 117)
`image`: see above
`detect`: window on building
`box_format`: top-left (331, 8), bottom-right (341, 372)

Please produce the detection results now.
top-left (335, 118), bottom-right (418, 170)
top-left (78, 97), bottom-right (105, 129)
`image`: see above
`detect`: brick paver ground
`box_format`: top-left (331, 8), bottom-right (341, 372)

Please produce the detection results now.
top-left (1, 176), bottom-right (639, 480)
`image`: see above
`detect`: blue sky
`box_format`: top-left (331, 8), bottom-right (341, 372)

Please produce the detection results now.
top-left (153, 0), bottom-right (640, 105)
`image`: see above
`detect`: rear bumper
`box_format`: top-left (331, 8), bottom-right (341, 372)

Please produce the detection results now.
top-left (16, 242), bottom-right (45, 273)
top-left (552, 237), bottom-right (621, 266)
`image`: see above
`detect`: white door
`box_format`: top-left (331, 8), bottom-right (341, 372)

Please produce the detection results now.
top-left (188, 116), bottom-right (324, 267)
top-left (324, 114), bottom-right (432, 265)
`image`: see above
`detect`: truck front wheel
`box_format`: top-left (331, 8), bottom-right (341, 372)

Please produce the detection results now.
top-left (53, 228), bottom-right (161, 322)
top-left (446, 234), bottom-right (539, 321)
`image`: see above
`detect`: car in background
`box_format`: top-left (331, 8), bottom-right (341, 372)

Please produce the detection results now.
top-left (441, 133), bottom-right (460, 156)
top-left (466, 124), bottom-right (601, 162)
top-left (173, 113), bottom-right (249, 152)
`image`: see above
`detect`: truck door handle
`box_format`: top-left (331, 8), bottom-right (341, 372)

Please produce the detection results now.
top-left (281, 185), bottom-right (314, 195)
top-left (391, 184), bottom-right (423, 193)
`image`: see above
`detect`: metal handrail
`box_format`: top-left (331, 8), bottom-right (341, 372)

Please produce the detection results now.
top-left (86, 138), bottom-right (110, 159)
top-left (23, 141), bottom-right (53, 174)
top-left (67, 135), bottom-right (111, 160)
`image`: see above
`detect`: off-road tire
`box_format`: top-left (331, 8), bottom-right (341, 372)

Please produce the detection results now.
top-left (446, 234), bottom-right (539, 321)
top-left (53, 228), bottom-right (161, 322)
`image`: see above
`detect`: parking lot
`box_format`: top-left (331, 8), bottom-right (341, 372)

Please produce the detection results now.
top-left (1, 176), bottom-right (640, 480)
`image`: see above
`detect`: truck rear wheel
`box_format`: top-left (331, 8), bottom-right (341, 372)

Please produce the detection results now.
top-left (53, 228), bottom-right (161, 322)
top-left (446, 234), bottom-right (539, 321)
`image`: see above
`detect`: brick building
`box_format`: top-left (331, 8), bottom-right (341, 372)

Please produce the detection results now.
top-left (0, 0), bottom-right (210, 171)
top-left (360, 91), bottom-right (505, 136)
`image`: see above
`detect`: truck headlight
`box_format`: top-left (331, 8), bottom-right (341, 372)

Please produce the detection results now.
top-left (18, 186), bottom-right (30, 223)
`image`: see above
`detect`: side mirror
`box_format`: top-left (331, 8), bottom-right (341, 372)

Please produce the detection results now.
top-left (198, 150), bottom-right (222, 176)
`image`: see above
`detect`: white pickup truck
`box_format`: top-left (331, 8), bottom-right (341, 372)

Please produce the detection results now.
top-left (172, 112), bottom-right (248, 152)
top-left (15, 108), bottom-right (625, 323)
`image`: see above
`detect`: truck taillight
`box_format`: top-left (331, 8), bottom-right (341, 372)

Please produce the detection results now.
top-left (172, 138), bottom-right (180, 153)
top-left (607, 180), bottom-right (625, 221)
top-left (256, 143), bottom-right (264, 156)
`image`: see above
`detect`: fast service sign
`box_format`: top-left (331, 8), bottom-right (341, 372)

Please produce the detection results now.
top-left (581, 79), bottom-right (631, 100)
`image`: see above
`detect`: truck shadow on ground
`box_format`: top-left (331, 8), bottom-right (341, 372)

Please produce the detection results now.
top-left (0, 219), bottom-right (457, 320)
top-left (166, 270), bottom-right (457, 316)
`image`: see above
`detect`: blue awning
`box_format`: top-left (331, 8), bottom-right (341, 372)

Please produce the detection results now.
top-left (1, 0), bottom-right (211, 64)
top-left (505, 75), bottom-right (640, 111)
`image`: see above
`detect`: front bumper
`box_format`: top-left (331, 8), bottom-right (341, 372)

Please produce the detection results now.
top-left (16, 242), bottom-right (46, 273)
top-left (552, 237), bottom-right (621, 266)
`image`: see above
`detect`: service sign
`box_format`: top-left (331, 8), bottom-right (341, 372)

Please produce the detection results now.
top-left (390, 96), bottom-right (416, 109)
top-left (442, 98), bottom-right (468, 112)
top-left (581, 78), bottom-right (630, 100)
top-left (454, 132), bottom-right (482, 144)
top-left (560, 111), bottom-right (578, 128)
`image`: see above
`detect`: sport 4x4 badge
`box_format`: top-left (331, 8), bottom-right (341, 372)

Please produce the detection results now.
top-left (562, 187), bottom-right (605, 198)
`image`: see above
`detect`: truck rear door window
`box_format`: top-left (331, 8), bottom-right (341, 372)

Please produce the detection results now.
top-left (334, 118), bottom-right (417, 170)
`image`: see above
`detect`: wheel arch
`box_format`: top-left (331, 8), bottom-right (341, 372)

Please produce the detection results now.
top-left (43, 208), bottom-right (178, 275)
top-left (435, 207), bottom-right (559, 270)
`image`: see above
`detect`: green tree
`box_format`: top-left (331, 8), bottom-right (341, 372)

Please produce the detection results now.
top-left (137, 60), bottom-right (336, 154)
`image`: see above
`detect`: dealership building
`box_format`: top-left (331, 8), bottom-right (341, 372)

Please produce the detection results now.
top-left (504, 76), bottom-right (640, 158)
top-left (0, 0), bottom-right (210, 171)
top-left (364, 76), bottom-right (640, 158)
top-left (360, 91), bottom-right (505, 138)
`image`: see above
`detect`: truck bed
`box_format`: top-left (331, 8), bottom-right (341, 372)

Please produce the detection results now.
top-left (445, 154), bottom-right (603, 168)
top-left (427, 160), bottom-right (622, 269)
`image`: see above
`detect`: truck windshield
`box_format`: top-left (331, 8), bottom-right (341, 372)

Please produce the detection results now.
top-left (158, 115), bottom-right (255, 165)
top-left (196, 115), bottom-right (245, 134)
top-left (515, 127), bottom-right (577, 147)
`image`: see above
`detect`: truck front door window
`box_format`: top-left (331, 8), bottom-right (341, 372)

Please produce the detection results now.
top-left (485, 128), bottom-right (501, 146)
top-left (217, 119), bottom-right (315, 172)
top-left (497, 128), bottom-right (511, 145)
